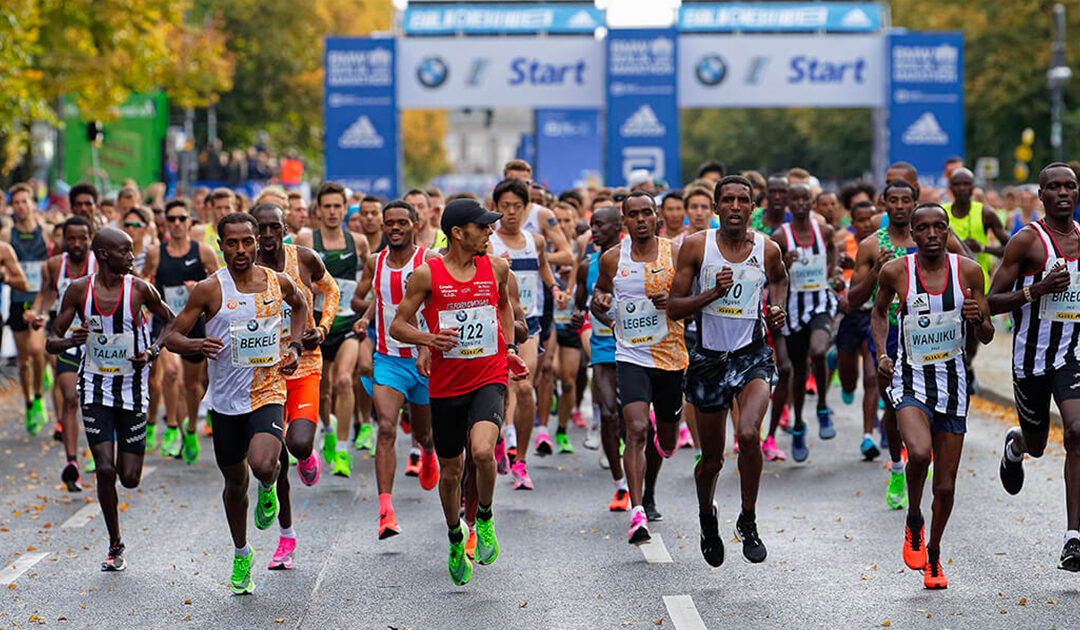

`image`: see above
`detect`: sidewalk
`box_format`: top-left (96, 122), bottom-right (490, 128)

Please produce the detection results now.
top-left (971, 318), bottom-right (1062, 427)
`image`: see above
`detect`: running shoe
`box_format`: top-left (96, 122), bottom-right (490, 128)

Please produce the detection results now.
top-left (475, 515), bottom-right (499, 565)
top-left (609, 489), bottom-right (629, 511)
top-left (903, 521), bottom-right (927, 570)
top-left (677, 424), bottom-right (694, 449)
top-left (322, 417), bottom-right (337, 465)
top-left (510, 460), bottom-right (533, 490)
top-left (288, 453), bottom-right (297, 466)
top-left (534, 432), bottom-right (553, 456)
top-left (734, 516), bottom-right (767, 563)
top-left (790, 428), bottom-right (809, 462)
top-left (267, 537), bottom-right (295, 570)
top-left (43, 364), bottom-right (54, 392)
top-left (699, 503), bottom-right (725, 568)
top-left (583, 422), bottom-right (601, 450)
top-left (643, 495), bottom-right (663, 522)
top-left (555, 432), bottom-right (574, 454)
top-left (404, 452), bottom-right (422, 477)
top-left (495, 439), bottom-right (509, 475)
top-left (878, 398), bottom-right (886, 410)
top-left (53, 421), bottom-right (63, 442)
top-left (733, 438), bottom-right (740, 454)
top-left (448, 526), bottom-right (472, 586)
top-left (161, 426), bottom-right (181, 458)
top-left (999, 428), bottom-right (1025, 495)
top-left (619, 438), bottom-right (625, 457)
top-left (861, 437), bottom-right (881, 461)
top-left (355, 424), bottom-right (375, 451)
top-left (829, 370), bottom-right (841, 388)
top-left (84, 457), bottom-right (96, 473)
top-left (806, 375), bottom-right (817, 396)
top-left (145, 423), bottom-right (157, 452)
top-left (230, 552), bottom-right (254, 594)
top-left (1060, 538), bottom-right (1080, 572)
top-left (203, 413), bottom-right (213, 436)
top-left (25, 400), bottom-right (45, 436)
top-left (817, 407), bottom-right (836, 440)
top-left (650, 413), bottom-right (676, 458)
top-left (886, 471), bottom-right (908, 509)
top-left (297, 454), bottom-right (321, 486)
top-left (255, 483), bottom-right (279, 530)
top-left (599, 452), bottom-right (610, 469)
top-left (923, 550), bottom-right (947, 589)
top-left (378, 510), bottom-right (400, 540)
top-left (779, 406), bottom-right (791, 433)
top-left (841, 389), bottom-right (855, 405)
top-left (400, 411), bottom-right (411, 435)
top-left (571, 409), bottom-right (586, 429)
top-left (419, 451), bottom-right (439, 491)
top-left (465, 530), bottom-right (477, 560)
top-left (628, 510), bottom-right (650, 545)
top-left (332, 450), bottom-right (351, 478)
top-left (61, 462), bottom-right (82, 493)
top-left (761, 435), bottom-right (786, 461)
top-left (181, 430), bottom-right (200, 465)
top-left (101, 541), bottom-right (126, 572)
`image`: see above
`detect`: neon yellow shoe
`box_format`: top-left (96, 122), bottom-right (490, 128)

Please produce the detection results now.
top-left (145, 423), bottom-right (158, 453)
top-left (332, 450), bottom-right (351, 478)
top-left (230, 552), bottom-right (254, 595)
top-left (475, 515), bottom-right (500, 565)
top-left (354, 424), bottom-right (374, 451)
top-left (255, 482), bottom-right (278, 530)
top-left (448, 525), bottom-right (473, 586)
top-left (886, 471), bottom-right (908, 509)
top-left (181, 430), bottom-right (200, 465)
top-left (322, 416), bottom-right (338, 466)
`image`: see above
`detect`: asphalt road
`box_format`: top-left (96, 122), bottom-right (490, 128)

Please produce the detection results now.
top-left (0, 380), bottom-right (1076, 629)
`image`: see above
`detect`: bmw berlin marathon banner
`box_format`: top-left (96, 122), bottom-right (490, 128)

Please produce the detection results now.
top-left (606, 29), bottom-right (681, 188)
top-left (888, 32), bottom-right (965, 188)
top-left (324, 38), bottom-right (400, 197)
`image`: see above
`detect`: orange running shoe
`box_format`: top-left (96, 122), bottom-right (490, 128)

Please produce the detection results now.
top-left (418, 451), bottom-right (439, 491)
top-left (404, 452), bottom-right (421, 477)
top-left (923, 551), bottom-right (947, 589)
top-left (378, 510), bottom-right (400, 540)
top-left (903, 522), bottom-right (927, 570)
top-left (609, 489), bottom-right (630, 511)
top-left (465, 529), bottom-right (477, 559)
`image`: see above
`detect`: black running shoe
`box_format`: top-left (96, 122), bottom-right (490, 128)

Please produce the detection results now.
top-left (52, 422), bottom-right (63, 442)
top-left (734, 517), bottom-right (767, 563)
top-left (61, 462), bottom-right (82, 493)
top-left (999, 428), bottom-right (1025, 495)
top-left (643, 495), bottom-right (663, 522)
top-left (101, 542), bottom-right (126, 572)
top-left (699, 504), bottom-right (725, 567)
top-left (1060, 539), bottom-right (1080, 572)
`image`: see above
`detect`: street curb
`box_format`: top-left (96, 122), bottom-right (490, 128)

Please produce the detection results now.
top-left (972, 391), bottom-right (1063, 429)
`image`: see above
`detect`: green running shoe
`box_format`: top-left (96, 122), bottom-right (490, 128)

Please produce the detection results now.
top-left (255, 482), bottom-right (278, 530)
top-left (84, 457), bottom-right (96, 473)
top-left (43, 364), bottom-right (54, 393)
top-left (555, 432), bottom-right (574, 454)
top-left (230, 552), bottom-right (255, 595)
top-left (355, 424), bottom-right (374, 451)
top-left (181, 430), bottom-right (200, 465)
top-left (448, 525), bottom-right (473, 586)
top-left (322, 417), bottom-right (338, 465)
top-left (619, 438), bottom-right (625, 457)
top-left (27, 398), bottom-right (46, 435)
top-left (886, 471), bottom-right (908, 510)
top-left (332, 450), bottom-right (351, 477)
top-left (161, 427), bottom-right (181, 458)
top-left (475, 516), bottom-right (500, 565)
top-left (288, 452), bottom-right (298, 466)
top-left (145, 423), bottom-right (158, 453)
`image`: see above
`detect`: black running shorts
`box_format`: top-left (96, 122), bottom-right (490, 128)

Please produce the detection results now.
top-left (615, 362), bottom-right (683, 424)
top-left (211, 404), bottom-right (285, 467)
top-left (1013, 362), bottom-right (1080, 437)
top-left (82, 404), bottom-right (147, 454)
top-left (429, 382), bottom-right (506, 459)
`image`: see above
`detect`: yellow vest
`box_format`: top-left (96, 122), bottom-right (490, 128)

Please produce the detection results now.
top-left (944, 200), bottom-right (990, 291)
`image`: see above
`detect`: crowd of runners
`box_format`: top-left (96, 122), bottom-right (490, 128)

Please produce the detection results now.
top-left (2, 156), bottom-right (1079, 593)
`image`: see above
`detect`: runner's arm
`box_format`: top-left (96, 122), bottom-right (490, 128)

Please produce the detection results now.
top-left (495, 258), bottom-right (517, 350)
top-left (958, 257), bottom-right (995, 344)
top-left (667, 232), bottom-right (715, 320)
top-left (574, 259), bottom-right (589, 312)
top-left (846, 235), bottom-right (881, 307)
top-left (590, 247), bottom-right (617, 330)
top-left (535, 232), bottom-right (557, 289)
top-left (539, 208), bottom-right (573, 266)
top-left (0, 243), bottom-right (28, 292)
top-left (352, 253), bottom-right (376, 315)
top-left (506, 268), bottom-right (528, 343)
top-left (162, 278), bottom-right (222, 359)
top-left (313, 270), bottom-right (340, 335)
top-left (142, 246), bottom-right (159, 283)
top-left (45, 279), bottom-right (87, 355)
top-left (139, 279), bottom-right (174, 332)
top-left (983, 206), bottom-right (1010, 258)
top-left (986, 228), bottom-right (1055, 315)
top-left (26, 257), bottom-right (59, 325)
top-left (764, 238), bottom-right (790, 312)
top-left (870, 260), bottom-right (902, 377)
top-left (279, 273), bottom-right (309, 353)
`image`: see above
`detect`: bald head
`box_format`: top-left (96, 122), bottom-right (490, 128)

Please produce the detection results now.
top-left (949, 167), bottom-right (974, 184)
top-left (92, 226), bottom-right (131, 252)
top-left (93, 227), bottom-right (135, 274)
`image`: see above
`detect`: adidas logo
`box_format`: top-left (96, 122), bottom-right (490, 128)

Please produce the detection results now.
top-left (901, 112), bottom-right (948, 146)
top-left (840, 8), bottom-right (872, 28)
top-left (747, 256), bottom-right (760, 266)
top-left (620, 105), bottom-right (666, 138)
top-left (339, 116), bottom-right (385, 149)
top-left (909, 294), bottom-right (930, 311)
top-left (567, 10), bottom-right (596, 29)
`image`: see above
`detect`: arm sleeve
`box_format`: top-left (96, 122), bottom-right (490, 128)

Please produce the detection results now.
top-left (314, 273), bottom-right (340, 332)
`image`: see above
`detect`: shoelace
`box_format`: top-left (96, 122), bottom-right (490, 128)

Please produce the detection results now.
top-left (738, 521), bottom-right (761, 545)
top-left (926, 558), bottom-right (941, 577)
top-left (907, 527), bottom-right (922, 551)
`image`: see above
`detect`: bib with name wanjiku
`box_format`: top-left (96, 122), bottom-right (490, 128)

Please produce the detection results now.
top-left (702, 264), bottom-right (761, 319)
top-left (230, 316), bottom-right (281, 368)
top-left (439, 305), bottom-right (498, 359)
top-left (903, 309), bottom-right (962, 366)
top-left (85, 332), bottom-right (135, 375)
top-left (617, 298), bottom-right (667, 347)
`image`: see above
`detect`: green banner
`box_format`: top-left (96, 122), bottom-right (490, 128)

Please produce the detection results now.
top-left (62, 92), bottom-right (168, 191)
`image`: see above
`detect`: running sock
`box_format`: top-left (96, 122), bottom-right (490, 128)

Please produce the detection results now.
top-left (258, 480), bottom-right (273, 492)
top-left (280, 526), bottom-right (296, 539)
top-left (448, 522), bottom-right (464, 543)
top-left (556, 427), bottom-right (566, 435)
top-left (66, 455), bottom-right (77, 464)
top-left (1005, 438), bottom-right (1024, 462)
top-left (738, 508), bottom-right (756, 524)
top-left (378, 493), bottom-right (393, 514)
top-left (503, 425), bottom-right (517, 448)
top-left (409, 446), bottom-right (422, 458)
top-left (630, 505), bottom-right (645, 520)
top-left (891, 460), bottom-right (906, 474)
top-left (906, 513), bottom-right (924, 531)
top-left (235, 544), bottom-right (252, 558)
top-left (1065, 530), bottom-right (1080, 544)
top-left (614, 477), bottom-right (629, 492)
top-left (476, 503), bottom-right (493, 521)
top-left (863, 433), bottom-right (873, 442)
top-left (336, 442), bottom-right (347, 454)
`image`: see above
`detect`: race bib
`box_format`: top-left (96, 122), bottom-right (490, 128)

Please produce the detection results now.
top-left (230, 316), bottom-right (281, 368)
top-left (517, 273), bottom-right (538, 317)
top-left (790, 250), bottom-right (828, 292)
top-left (1038, 265), bottom-right (1080, 322)
top-left (85, 332), bottom-right (135, 375)
top-left (280, 303), bottom-right (293, 340)
top-left (163, 285), bottom-right (190, 314)
top-left (553, 298), bottom-right (573, 326)
top-left (617, 298), bottom-right (668, 347)
top-left (903, 309), bottom-right (962, 366)
top-left (702, 264), bottom-right (761, 320)
top-left (20, 260), bottom-right (44, 293)
top-left (438, 305), bottom-right (498, 359)
top-left (591, 302), bottom-right (614, 337)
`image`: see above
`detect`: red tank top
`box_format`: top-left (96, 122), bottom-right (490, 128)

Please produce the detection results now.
top-left (424, 255), bottom-right (507, 398)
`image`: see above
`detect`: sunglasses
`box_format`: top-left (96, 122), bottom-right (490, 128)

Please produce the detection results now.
top-left (166, 215), bottom-right (188, 223)
top-left (613, 194), bottom-right (627, 202)
top-left (123, 222), bottom-right (145, 229)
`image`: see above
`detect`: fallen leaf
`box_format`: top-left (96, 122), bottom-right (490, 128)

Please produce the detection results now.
top-left (184, 600), bottom-right (192, 605)
top-left (26, 545), bottom-right (36, 551)
top-left (119, 503), bottom-right (129, 512)
top-left (520, 601), bottom-right (528, 608)
top-left (655, 619), bottom-right (663, 626)
top-left (1019, 598), bottom-right (1027, 606)
top-left (881, 621), bottom-right (891, 627)
top-left (275, 619), bottom-right (285, 623)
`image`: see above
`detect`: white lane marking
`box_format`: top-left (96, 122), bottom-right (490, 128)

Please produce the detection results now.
top-left (61, 504), bottom-right (99, 528)
top-left (142, 465), bottom-right (157, 477)
top-left (639, 533), bottom-right (673, 563)
top-left (663, 595), bottom-right (707, 630)
top-left (0, 552), bottom-right (49, 585)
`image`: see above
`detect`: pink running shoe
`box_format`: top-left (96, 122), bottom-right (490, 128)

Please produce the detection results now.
top-left (495, 439), bottom-right (509, 475)
top-left (534, 431), bottom-right (554, 456)
top-left (297, 454), bottom-right (321, 486)
top-left (650, 412), bottom-right (676, 458)
top-left (733, 438), bottom-right (740, 454)
top-left (779, 406), bottom-right (791, 433)
top-left (628, 510), bottom-right (650, 545)
top-left (510, 460), bottom-right (534, 490)
top-left (571, 409), bottom-right (587, 429)
top-left (267, 536), bottom-right (296, 570)
top-left (677, 424), bottom-right (693, 449)
top-left (761, 435), bottom-right (787, 461)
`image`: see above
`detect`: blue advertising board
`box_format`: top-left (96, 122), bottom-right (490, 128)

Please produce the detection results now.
top-left (679, 3), bottom-right (883, 33)
top-left (324, 37), bottom-right (399, 197)
top-left (887, 31), bottom-right (965, 189)
top-left (535, 109), bottom-right (603, 192)
top-left (404, 4), bottom-right (604, 35)
top-left (606, 29), bottom-right (681, 188)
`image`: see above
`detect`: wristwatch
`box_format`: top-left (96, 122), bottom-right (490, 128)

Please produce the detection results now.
top-left (506, 343), bottom-right (519, 355)
top-left (147, 344), bottom-right (162, 360)
top-left (289, 341), bottom-right (304, 356)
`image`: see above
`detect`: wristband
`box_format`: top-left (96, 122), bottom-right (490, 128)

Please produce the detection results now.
top-left (289, 341), bottom-right (303, 356)
top-left (506, 343), bottom-right (519, 355)
top-left (878, 353), bottom-right (890, 364)
top-left (1023, 286), bottom-right (1036, 303)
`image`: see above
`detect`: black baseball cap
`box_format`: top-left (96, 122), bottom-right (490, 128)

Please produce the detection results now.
top-left (440, 198), bottom-right (502, 234)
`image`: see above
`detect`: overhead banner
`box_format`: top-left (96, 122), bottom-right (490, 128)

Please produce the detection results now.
top-left (678, 34), bottom-right (886, 108)
top-left (397, 37), bottom-right (604, 109)
top-left (63, 92), bottom-right (168, 190)
top-left (887, 31), bottom-right (965, 188)
top-left (535, 109), bottom-right (603, 192)
top-left (678, 3), bottom-right (884, 33)
top-left (324, 37), bottom-right (399, 197)
top-left (404, 4), bottom-right (604, 35)
top-left (606, 29), bottom-right (681, 187)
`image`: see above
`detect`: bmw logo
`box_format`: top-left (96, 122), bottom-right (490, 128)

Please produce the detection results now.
top-left (918, 315), bottom-right (931, 328)
top-left (97, 335), bottom-right (108, 344)
top-left (626, 303), bottom-right (636, 313)
top-left (417, 57), bottom-right (448, 88)
top-left (455, 311), bottom-right (468, 323)
top-left (695, 55), bottom-right (727, 86)
top-left (247, 320), bottom-right (259, 332)
top-left (800, 256), bottom-right (810, 265)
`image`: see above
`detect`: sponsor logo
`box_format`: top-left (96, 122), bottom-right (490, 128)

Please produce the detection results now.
top-left (745, 56), bottom-right (769, 85)
top-left (620, 105), bottom-right (666, 137)
top-left (901, 112), bottom-right (949, 146)
top-left (338, 116), bottom-right (385, 149)
top-left (625, 302), bottom-right (636, 313)
top-left (96, 335), bottom-right (108, 344)
top-left (567, 10), bottom-right (597, 29)
top-left (909, 294), bottom-right (930, 310)
top-left (184, 258), bottom-right (197, 266)
top-left (417, 56), bottom-right (449, 88)
top-left (841, 8), bottom-right (873, 28)
top-left (695, 55), bottom-right (727, 86)
top-left (621, 146), bottom-right (666, 182)
top-left (299, 403), bottom-right (312, 409)
top-left (891, 44), bottom-right (959, 83)
top-left (923, 351), bottom-right (949, 362)
top-left (455, 311), bottom-right (468, 323)
top-left (918, 315), bottom-right (931, 328)
top-left (247, 320), bottom-right (259, 332)
top-left (226, 299), bottom-right (238, 310)
top-left (619, 267), bottom-right (631, 277)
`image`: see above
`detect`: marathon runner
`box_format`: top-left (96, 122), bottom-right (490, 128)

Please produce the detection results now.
top-left (163, 212), bottom-right (308, 594)
top-left (669, 174), bottom-right (789, 565)
top-left (46, 227), bottom-right (173, 572)
top-left (592, 191), bottom-right (688, 545)
top-left (352, 200), bottom-right (440, 539)
top-left (989, 162), bottom-right (1080, 573)
top-left (659, 191), bottom-right (687, 243)
top-left (295, 182), bottom-right (363, 476)
top-left (252, 202), bottom-right (339, 569)
top-left (388, 198), bottom-right (528, 585)
top-left (873, 203), bottom-right (994, 589)
top-left (547, 202), bottom-right (584, 453)
top-left (8, 182), bottom-right (50, 434)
